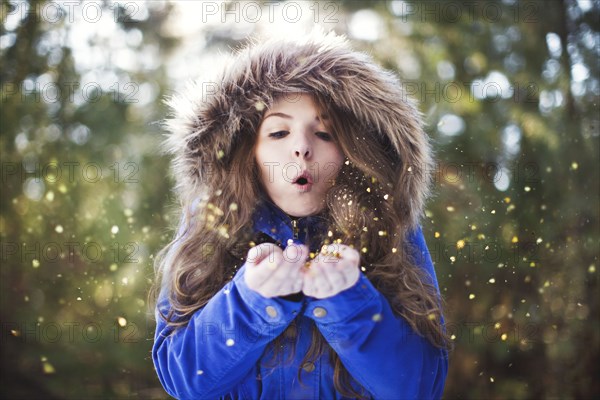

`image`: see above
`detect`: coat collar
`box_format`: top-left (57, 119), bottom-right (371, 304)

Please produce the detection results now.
top-left (252, 197), bottom-right (329, 253)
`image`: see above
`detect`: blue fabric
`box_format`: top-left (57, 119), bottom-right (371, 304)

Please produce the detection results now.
top-left (152, 200), bottom-right (448, 399)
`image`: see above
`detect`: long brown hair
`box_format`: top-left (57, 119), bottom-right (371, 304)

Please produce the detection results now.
top-left (151, 91), bottom-right (451, 398)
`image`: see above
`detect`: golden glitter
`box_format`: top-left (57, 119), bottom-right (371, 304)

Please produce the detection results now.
top-left (383, 194), bottom-right (389, 200)
top-left (501, 334), bottom-right (508, 341)
top-left (372, 313), bottom-right (382, 322)
top-left (427, 313), bottom-right (436, 321)
top-left (225, 339), bottom-right (235, 347)
top-left (434, 232), bottom-right (440, 238)
top-left (468, 293), bottom-right (476, 300)
top-left (446, 206), bottom-right (455, 212)
top-left (255, 101), bottom-right (265, 111)
top-left (571, 161), bottom-right (578, 170)
top-left (511, 236), bottom-right (519, 243)
top-left (217, 150), bottom-right (225, 159)
top-left (449, 256), bottom-right (456, 263)
top-left (456, 240), bottom-right (465, 249)
top-left (366, 187), bottom-right (371, 192)
top-left (391, 247), bottom-right (397, 253)
top-left (589, 265), bottom-right (596, 273)
top-left (489, 278), bottom-right (496, 283)
top-left (32, 259), bottom-right (40, 268)
top-left (361, 247), bottom-right (368, 254)
top-left (229, 203), bottom-right (238, 211)
top-left (378, 231), bottom-right (387, 236)
top-left (504, 197), bottom-right (511, 203)
top-left (327, 230), bottom-right (333, 237)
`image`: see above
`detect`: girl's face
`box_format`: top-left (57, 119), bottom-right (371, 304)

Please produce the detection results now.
top-left (255, 93), bottom-right (344, 217)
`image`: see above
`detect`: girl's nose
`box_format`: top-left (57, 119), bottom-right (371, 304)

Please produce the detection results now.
top-left (294, 147), bottom-right (311, 159)
top-left (294, 136), bottom-right (312, 159)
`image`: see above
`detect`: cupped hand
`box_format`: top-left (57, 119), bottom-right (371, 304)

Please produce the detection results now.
top-left (301, 244), bottom-right (361, 299)
top-left (244, 242), bottom-right (308, 298)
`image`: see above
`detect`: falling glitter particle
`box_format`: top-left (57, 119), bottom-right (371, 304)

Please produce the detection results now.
top-left (117, 317), bottom-right (127, 327)
top-left (76, 297), bottom-right (82, 301)
top-left (588, 265), bottom-right (596, 273)
top-left (446, 206), bottom-right (455, 212)
top-left (226, 339), bottom-right (235, 347)
top-left (468, 294), bottom-right (475, 300)
top-left (456, 240), bottom-right (465, 249)
top-left (111, 225), bottom-right (119, 234)
top-left (490, 377), bottom-right (495, 383)
top-left (372, 313), bottom-right (382, 322)
top-left (571, 162), bottom-right (578, 170)
top-left (42, 361), bottom-right (55, 374)
top-left (488, 278), bottom-right (496, 283)
top-left (511, 236), bottom-right (519, 243)
top-left (434, 232), bottom-right (440, 238)
top-left (501, 333), bottom-right (508, 341)
top-left (197, 369), bottom-right (204, 375)
top-left (55, 225), bottom-right (63, 233)
top-left (32, 259), bottom-right (40, 268)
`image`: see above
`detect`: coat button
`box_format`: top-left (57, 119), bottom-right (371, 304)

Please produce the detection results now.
top-left (265, 306), bottom-right (278, 318)
top-left (312, 307), bottom-right (327, 318)
top-left (302, 362), bottom-right (315, 372)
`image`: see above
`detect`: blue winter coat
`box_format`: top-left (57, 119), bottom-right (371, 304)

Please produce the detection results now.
top-left (152, 200), bottom-right (448, 399)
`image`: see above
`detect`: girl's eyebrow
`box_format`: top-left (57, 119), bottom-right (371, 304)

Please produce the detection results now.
top-left (262, 112), bottom-right (329, 121)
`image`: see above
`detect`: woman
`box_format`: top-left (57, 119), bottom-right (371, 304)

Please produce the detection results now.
top-left (152, 29), bottom-right (450, 399)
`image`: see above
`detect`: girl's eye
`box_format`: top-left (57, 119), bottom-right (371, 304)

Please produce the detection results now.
top-left (316, 131), bottom-right (333, 141)
top-left (268, 131), bottom-right (288, 138)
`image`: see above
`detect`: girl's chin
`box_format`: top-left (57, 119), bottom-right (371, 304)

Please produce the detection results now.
top-left (274, 198), bottom-right (326, 218)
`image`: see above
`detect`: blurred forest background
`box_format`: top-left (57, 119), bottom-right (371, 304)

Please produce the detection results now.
top-left (1, 0), bottom-right (598, 399)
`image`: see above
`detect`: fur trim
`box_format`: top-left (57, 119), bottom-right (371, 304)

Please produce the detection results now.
top-left (162, 27), bottom-right (434, 229)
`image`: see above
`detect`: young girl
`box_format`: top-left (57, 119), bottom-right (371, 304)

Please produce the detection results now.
top-left (152, 29), bottom-right (450, 399)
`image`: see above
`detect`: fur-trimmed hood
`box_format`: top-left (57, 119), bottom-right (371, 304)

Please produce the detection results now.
top-left (162, 28), bottom-right (434, 229)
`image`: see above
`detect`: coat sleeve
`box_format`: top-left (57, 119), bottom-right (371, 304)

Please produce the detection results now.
top-left (304, 225), bottom-right (448, 400)
top-left (152, 265), bottom-right (302, 399)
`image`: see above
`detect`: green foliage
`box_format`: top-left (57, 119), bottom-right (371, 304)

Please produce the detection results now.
top-left (1, 0), bottom-right (598, 398)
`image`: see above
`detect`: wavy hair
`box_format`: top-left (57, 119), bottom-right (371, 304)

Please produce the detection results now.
top-left (151, 92), bottom-right (451, 398)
